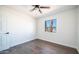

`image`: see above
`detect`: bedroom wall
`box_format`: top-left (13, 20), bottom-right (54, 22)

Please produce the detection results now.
top-left (36, 7), bottom-right (77, 48)
top-left (0, 6), bottom-right (36, 50)
top-left (77, 6), bottom-right (79, 52)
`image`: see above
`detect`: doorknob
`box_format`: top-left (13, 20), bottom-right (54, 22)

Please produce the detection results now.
top-left (5, 32), bottom-right (9, 34)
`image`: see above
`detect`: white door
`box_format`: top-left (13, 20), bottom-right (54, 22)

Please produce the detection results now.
top-left (0, 13), bottom-right (19, 51)
top-left (0, 12), bottom-right (25, 51)
top-left (0, 15), bottom-right (9, 51)
top-left (0, 15), bottom-right (2, 51)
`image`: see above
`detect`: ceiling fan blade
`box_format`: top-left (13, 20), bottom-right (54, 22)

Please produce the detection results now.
top-left (40, 6), bottom-right (50, 8)
top-left (39, 8), bottom-right (42, 13)
top-left (31, 7), bottom-right (36, 11)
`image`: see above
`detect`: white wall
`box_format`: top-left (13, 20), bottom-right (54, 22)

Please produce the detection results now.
top-left (77, 6), bottom-right (79, 52)
top-left (37, 8), bottom-right (77, 48)
top-left (0, 6), bottom-right (36, 50)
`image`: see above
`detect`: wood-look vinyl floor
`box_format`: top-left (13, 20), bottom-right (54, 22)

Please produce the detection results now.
top-left (0, 39), bottom-right (78, 54)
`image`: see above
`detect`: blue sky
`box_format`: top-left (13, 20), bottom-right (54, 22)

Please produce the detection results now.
top-left (46, 20), bottom-right (51, 27)
top-left (46, 19), bottom-right (56, 27)
top-left (53, 19), bottom-right (56, 27)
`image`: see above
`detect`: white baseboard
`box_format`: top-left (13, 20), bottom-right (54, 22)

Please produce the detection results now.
top-left (37, 38), bottom-right (77, 49)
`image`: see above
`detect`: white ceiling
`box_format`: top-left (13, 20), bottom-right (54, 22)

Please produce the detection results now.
top-left (2, 5), bottom-right (76, 18)
top-left (22, 5), bottom-right (65, 17)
